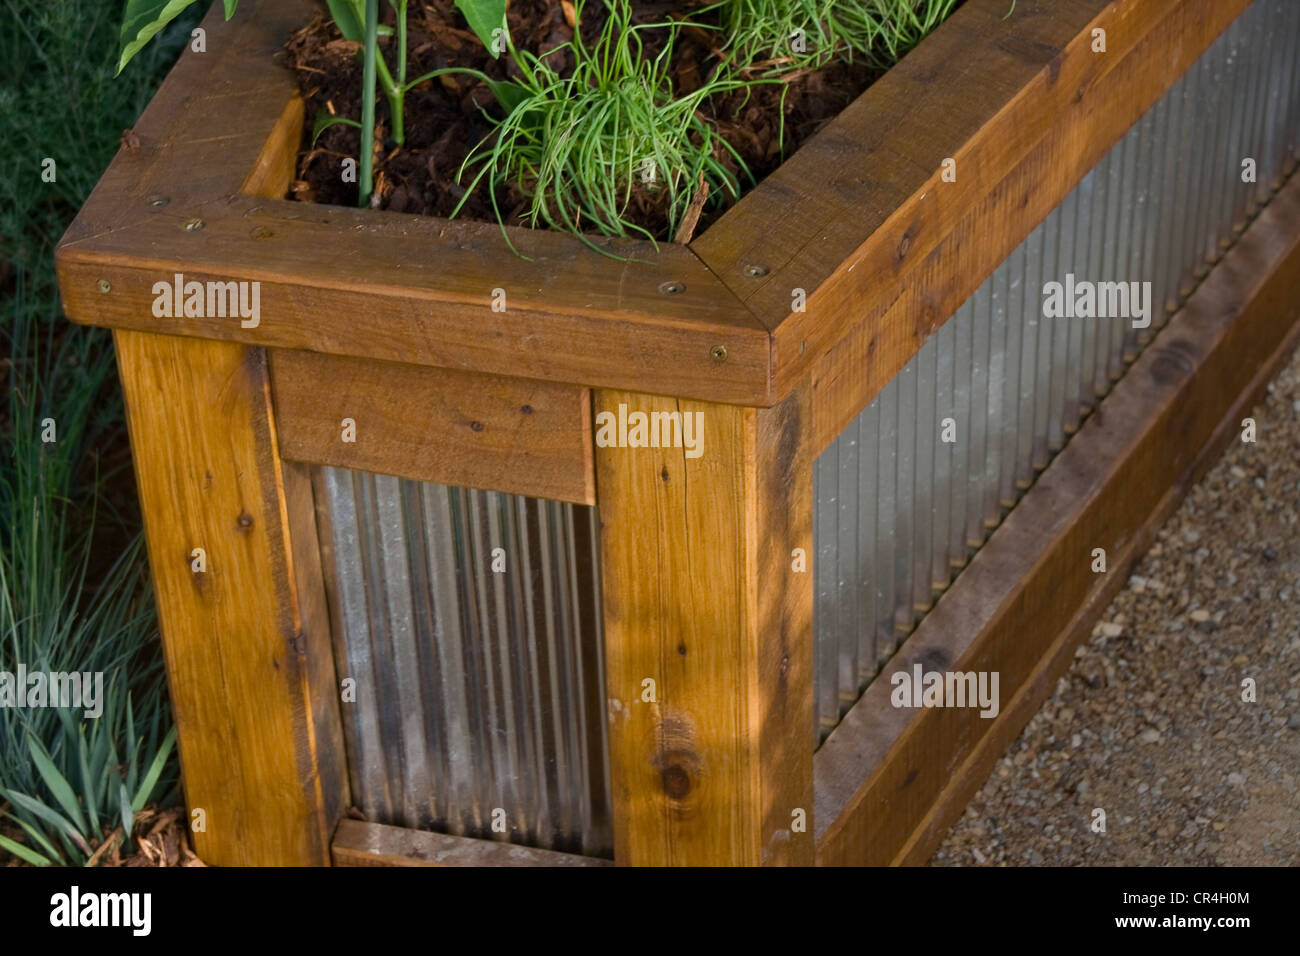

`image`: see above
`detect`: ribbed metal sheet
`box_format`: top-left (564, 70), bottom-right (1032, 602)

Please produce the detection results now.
top-left (316, 467), bottom-right (612, 858)
top-left (814, 0), bottom-right (1300, 740)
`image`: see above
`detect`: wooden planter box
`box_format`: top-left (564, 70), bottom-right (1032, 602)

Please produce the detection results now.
top-left (56, 0), bottom-right (1300, 866)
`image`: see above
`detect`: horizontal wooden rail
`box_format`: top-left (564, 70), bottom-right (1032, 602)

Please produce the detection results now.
top-left (57, 0), bottom-right (1250, 416)
top-left (332, 819), bottom-right (611, 866)
top-left (270, 351), bottom-right (596, 505)
top-left (693, 0), bottom-right (1253, 448)
top-left (815, 168), bottom-right (1300, 865)
top-left (54, 0), bottom-right (773, 407)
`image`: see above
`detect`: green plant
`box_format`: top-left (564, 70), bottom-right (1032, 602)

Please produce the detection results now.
top-left (445, 0), bottom-right (758, 258)
top-left (314, 0), bottom-right (509, 205)
top-left (2, 0), bottom-right (189, 866)
top-left (717, 0), bottom-right (959, 75)
top-left (0, 273), bottom-right (180, 866)
top-left (117, 0), bottom-right (237, 74)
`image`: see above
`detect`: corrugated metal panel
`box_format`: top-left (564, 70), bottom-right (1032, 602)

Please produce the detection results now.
top-left (814, 0), bottom-right (1300, 740)
top-left (315, 467), bottom-right (612, 858)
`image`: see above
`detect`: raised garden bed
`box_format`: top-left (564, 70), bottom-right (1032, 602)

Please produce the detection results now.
top-left (55, 0), bottom-right (1300, 866)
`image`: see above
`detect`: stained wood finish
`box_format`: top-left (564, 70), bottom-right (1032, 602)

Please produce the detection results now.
top-left (815, 170), bottom-right (1300, 866)
top-left (332, 819), bottom-right (610, 867)
top-left (596, 386), bottom-right (814, 865)
top-left (270, 350), bottom-right (596, 504)
top-left (115, 332), bottom-right (348, 865)
top-left (693, 0), bottom-right (1252, 446)
top-left (57, 195), bottom-right (772, 405)
top-left (57, 0), bottom-right (1234, 412)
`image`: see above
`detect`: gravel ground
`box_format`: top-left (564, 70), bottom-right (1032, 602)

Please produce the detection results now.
top-left (932, 344), bottom-right (1300, 867)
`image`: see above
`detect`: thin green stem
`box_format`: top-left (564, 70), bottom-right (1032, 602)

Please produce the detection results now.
top-left (359, 0), bottom-right (378, 206)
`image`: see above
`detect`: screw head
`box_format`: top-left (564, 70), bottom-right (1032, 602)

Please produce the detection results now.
top-left (183, 218), bottom-right (205, 232)
top-left (659, 280), bottom-right (686, 296)
top-left (744, 264), bottom-right (770, 278)
top-left (710, 345), bottom-right (728, 363)
top-left (96, 279), bottom-right (112, 294)
top-left (149, 196), bottom-right (170, 207)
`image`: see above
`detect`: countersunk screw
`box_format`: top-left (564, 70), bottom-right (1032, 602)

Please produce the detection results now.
top-left (96, 279), bottom-right (111, 294)
top-left (743, 263), bottom-right (770, 278)
top-left (184, 218), bottom-right (205, 232)
top-left (659, 280), bottom-right (686, 295)
top-left (710, 345), bottom-right (728, 363)
top-left (149, 196), bottom-right (170, 207)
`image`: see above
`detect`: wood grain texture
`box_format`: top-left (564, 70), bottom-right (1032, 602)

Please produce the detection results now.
top-left (596, 386), bottom-right (813, 866)
top-left (114, 331), bottom-right (348, 865)
top-left (815, 170), bottom-right (1300, 866)
top-left (58, 0), bottom-right (311, 248)
top-left (332, 819), bottom-right (610, 867)
top-left (270, 350), bottom-right (595, 504)
top-left (692, 0), bottom-right (1252, 447)
top-left (57, 194), bottom-right (772, 406)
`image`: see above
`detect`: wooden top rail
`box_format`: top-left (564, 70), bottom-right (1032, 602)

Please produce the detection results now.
top-left (57, 0), bottom-right (1248, 422)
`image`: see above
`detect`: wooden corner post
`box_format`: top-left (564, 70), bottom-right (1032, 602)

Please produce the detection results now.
top-left (595, 384), bottom-right (814, 866)
top-left (114, 331), bottom-right (348, 866)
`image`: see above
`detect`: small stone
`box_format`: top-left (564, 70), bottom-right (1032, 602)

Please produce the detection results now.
top-left (1262, 546), bottom-right (1278, 562)
top-left (1227, 772), bottom-right (1246, 785)
top-left (1190, 609), bottom-right (1211, 622)
top-left (972, 847), bottom-right (986, 864)
top-left (1139, 728), bottom-right (1161, 744)
top-left (1213, 821), bottom-right (1227, 831)
top-left (1099, 621), bottom-right (1124, 638)
top-left (1137, 782), bottom-right (1150, 794)
top-left (1230, 466), bottom-right (1247, 480)
top-left (1287, 714), bottom-right (1300, 731)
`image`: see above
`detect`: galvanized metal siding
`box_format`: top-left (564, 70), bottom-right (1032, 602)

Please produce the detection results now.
top-left (814, 0), bottom-right (1300, 739)
top-left (316, 467), bottom-right (612, 857)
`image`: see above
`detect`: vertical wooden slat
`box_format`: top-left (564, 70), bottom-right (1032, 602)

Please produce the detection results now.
top-left (114, 331), bottom-right (347, 865)
top-left (596, 385), bottom-right (814, 866)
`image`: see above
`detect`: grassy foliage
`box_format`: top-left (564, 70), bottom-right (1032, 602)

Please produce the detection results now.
top-left (0, 0), bottom-right (192, 865)
top-left (718, 0), bottom-right (960, 75)
top-left (452, 0), bottom-right (757, 256)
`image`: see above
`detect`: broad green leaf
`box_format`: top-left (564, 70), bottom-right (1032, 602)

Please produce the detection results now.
top-left (7, 814), bottom-right (66, 865)
top-left (487, 80), bottom-right (529, 114)
top-left (117, 0), bottom-right (204, 75)
top-left (131, 727), bottom-right (177, 813)
top-left (224, 0), bottom-right (238, 16)
top-left (27, 735), bottom-right (87, 834)
top-left (326, 0), bottom-right (364, 41)
top-left (0, 832), bottom-right (52, 867)
top-left (1, 789), bottom-right (91, 856)
top-left (454, 0), bottom-right (508, 58)
top-left (312, 110), bottom-right (364, 146)
top-left (77, 730), bottom-right (100, 837)
top-left (120, 781), bottom-right (134, 840)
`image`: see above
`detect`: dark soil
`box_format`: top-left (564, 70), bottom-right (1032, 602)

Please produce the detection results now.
top-left (283, 0), bottom-right (881, 240)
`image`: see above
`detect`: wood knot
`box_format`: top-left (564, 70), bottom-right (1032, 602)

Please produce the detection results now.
top-left (236, 512), bottom-right (254, 531)
top-left (661, 764), bottom-right (692, 800)
top-left (897, 226), bottom-right (915, 262)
